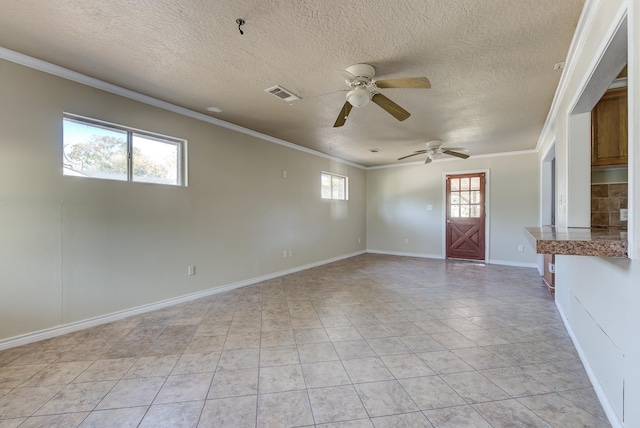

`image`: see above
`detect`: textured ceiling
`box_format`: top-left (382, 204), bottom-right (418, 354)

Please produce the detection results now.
top-left (0, 0), bottom-right (584, 166)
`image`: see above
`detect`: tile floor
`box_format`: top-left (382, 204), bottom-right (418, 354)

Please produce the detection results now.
top-left (0, 254), bottom-right (610, 427)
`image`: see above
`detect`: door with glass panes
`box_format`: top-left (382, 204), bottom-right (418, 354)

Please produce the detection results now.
top-left (446, 172), bottom-right (486, 261)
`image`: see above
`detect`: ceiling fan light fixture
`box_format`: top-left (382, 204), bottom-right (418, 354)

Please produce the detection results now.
top-left (346, 87), bottom-right (373, 107)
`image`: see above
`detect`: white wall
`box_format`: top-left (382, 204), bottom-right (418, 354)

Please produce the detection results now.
top-left (555, 256), bottom-right (636, 423)
top-left (536, 0), bottom-right (640, 425)
top-left (0, 58), bottom-right (366, 343)
top-left (366, 152), bottom-right (539, 267)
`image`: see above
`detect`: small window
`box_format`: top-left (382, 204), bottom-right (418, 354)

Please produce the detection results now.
top-left (321, 172), bottom-right (348, 200)
top-left (63, 114), bottom-right (185, 186)
top-left (449, 175), bottom-right (482, 218)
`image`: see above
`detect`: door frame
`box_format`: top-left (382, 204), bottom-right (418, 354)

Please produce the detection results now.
top-left (441, 168), bottom-right (490, 263)
top-left (539, 142), bottom-right (556, 275)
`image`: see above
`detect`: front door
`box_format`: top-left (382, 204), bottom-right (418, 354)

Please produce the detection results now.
top-left (446, 172), bottom-right (486, 261)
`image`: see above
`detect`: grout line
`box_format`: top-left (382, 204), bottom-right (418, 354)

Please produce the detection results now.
top-left (2, 255), bottom-right (611, 426)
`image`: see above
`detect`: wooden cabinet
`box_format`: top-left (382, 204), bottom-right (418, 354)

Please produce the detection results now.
top-left (591, 87), bottom-right (627, 168)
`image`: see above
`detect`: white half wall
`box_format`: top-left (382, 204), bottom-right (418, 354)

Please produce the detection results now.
top-left (555, 255), bottom-right (637, 425)
top-left (535, 0), bottom-right (640, 425)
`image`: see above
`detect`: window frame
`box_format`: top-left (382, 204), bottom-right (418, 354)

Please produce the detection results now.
top-left (62, 113), bottom-right (186, 186)
top-left (321, 171), bottom-right (349, 200)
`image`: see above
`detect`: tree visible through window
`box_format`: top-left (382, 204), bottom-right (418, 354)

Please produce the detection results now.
top-left (63, 115), bottom-right (185, 186)
top-left (321, 172), bottom-right (348, 200)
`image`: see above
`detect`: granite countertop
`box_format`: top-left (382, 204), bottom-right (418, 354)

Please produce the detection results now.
top-left (525, 226), bottom-right (628, 258)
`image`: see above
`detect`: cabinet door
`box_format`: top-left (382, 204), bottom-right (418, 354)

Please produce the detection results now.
top-left (591, 87), bottom-right (627, 168)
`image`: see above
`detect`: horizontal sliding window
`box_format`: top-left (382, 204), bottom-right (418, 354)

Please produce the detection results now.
top-left (321, 172), bottom-right (348, 200)
top-left (63, 114), bottom-right (185, 186)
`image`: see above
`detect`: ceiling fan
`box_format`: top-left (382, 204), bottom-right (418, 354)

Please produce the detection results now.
top-left (398, 140), bottom-right (470, 164)
top-left (333, 64), bottom-right (431, 127)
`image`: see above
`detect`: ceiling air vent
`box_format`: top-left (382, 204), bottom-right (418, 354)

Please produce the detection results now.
top-left (265, 85), bottom-right (300, 102)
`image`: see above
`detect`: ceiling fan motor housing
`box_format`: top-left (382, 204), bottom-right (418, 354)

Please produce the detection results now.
top-left (426, 139), bottom-right (443, 149)
top-left (346, 64), bottom-right (376, 80)
top-left (344, 64), bottom-right (376, 107)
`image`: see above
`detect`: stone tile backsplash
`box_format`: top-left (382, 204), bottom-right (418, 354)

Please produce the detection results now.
top-left (591, 183), bottom-right (628, 228)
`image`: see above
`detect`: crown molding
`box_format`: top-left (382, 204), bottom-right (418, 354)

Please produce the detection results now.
top-left (0, 46), bottom-right (366, 170)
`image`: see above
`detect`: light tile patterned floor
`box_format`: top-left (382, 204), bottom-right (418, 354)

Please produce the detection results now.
top-left (0, 254), bottom-right (611, 427)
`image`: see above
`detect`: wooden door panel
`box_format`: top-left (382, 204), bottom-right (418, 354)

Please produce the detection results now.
top-left (446, 173), bottom-right (485, 261)
top-left (448, 224), bottom-right (483, 258)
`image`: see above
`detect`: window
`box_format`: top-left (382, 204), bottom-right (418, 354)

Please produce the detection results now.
top-left (449, 175), bottom-right (482, 217)
top-left (321, 172), bottom-right (348, 200)
top-left (63, 114), bottom-right (185, 186)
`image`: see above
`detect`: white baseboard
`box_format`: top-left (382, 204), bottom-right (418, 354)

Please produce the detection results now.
top-left (0, 250), bottom-right (366, 351)
top-left (556, 302), bottom-right (622, 428)
top-left (488, 259), bottom-right (538, 268)
top-left (366, 250), bottom-right (537, 269)
top-left (366, 249), bottom-right (445, 259)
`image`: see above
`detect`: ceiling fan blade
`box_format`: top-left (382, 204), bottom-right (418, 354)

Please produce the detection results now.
top-left (371, 93), bottom-right (410, 121)
top-left (375, 77), bottom-right (431, 89)
top-left (440, 147), bottom-right (467, 151)
top-left (333, 102), bottom-right (353, 127)
top-left (443, 150), bottom-right (470, 159)
top-left (397, 150), bottom-right (428, 160)
top-left (425, 156), bottom-right (433, 164)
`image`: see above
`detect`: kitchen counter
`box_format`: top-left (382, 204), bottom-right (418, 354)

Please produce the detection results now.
top-left (525, 226), bottom-right (628, 258)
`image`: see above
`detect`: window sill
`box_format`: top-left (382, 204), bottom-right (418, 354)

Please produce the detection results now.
top-left (525, 226), bottom-right (628, 258)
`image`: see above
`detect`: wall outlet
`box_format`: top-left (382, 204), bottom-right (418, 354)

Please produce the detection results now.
top-left (427, 204), bottom-right (433, 211)
top-left (187, 265), bottom-right (196, 276)
top-left (358, 238), bottom-right (361, 243)
top-left (404, 238), bottom-right (409, 244)
top-left (282, 170), bottom-right (288, 178)
top-left (518, 245), bottom-right (524, 252)
top-left (283, 250), bottom-right (288, 258)
top-left (620, 208), bottom-right (628, 221)
top-left (288, 250), bottom-right (293, 257)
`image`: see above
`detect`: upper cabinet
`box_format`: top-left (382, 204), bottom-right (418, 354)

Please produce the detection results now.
top-left (591, 86), bottom-right (628, 168)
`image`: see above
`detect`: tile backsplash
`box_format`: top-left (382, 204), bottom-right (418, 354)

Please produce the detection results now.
top-left (591, 183), bottom-right (628, 228)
